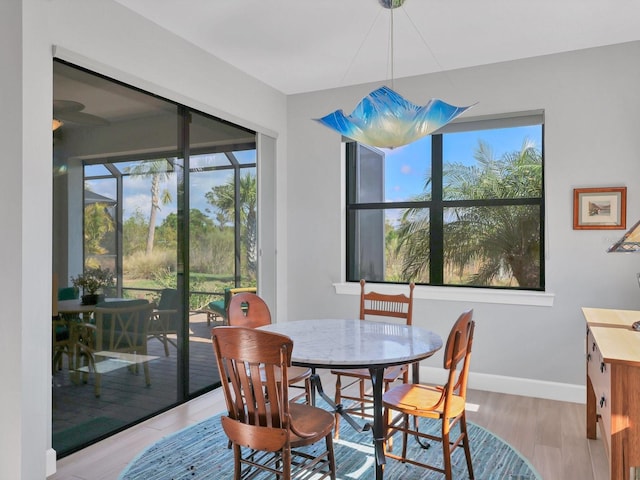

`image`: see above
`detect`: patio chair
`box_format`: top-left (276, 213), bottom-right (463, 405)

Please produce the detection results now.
top-left (74, 300), bottom-right (154, 397)
top-left (205, 286), bottom-right (256, 326)
top-left (148, 288), bottom-right (179, 356)
top-left (52, 274), bottom-right (79, 373)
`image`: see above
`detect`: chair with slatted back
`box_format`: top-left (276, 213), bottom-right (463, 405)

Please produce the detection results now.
top-left (227, 292), bottom-right (312, 404)
top-left (382, 310), bottom-right (475, 479)
top-left (331, 279), bottom-right (415, 439)
top-left (212, 326), bottom-right (336, 480)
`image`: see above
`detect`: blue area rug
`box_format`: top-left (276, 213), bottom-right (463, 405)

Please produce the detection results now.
top-left (120, 411), bottom-right (541, 479)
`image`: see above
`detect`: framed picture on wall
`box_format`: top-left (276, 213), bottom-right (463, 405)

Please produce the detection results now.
top-left (573, 186), bottom-right (627, 230)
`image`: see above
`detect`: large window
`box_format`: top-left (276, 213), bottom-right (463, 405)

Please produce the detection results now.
top-left (346, 113), bottom-right (544, 290)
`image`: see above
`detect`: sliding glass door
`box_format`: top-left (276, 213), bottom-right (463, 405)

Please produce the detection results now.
top-left (52, 60), bottom-right (257, 455)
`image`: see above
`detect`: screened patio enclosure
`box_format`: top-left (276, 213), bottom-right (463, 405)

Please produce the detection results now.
top-left (52, 59), bottom-right (262, 456)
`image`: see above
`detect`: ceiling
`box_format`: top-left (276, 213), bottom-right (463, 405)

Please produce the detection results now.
top-left (113, 0), bottom-right (640, 95)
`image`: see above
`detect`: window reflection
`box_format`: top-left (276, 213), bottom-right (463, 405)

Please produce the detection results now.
top-left (52, 59), bottom-right (256, 455)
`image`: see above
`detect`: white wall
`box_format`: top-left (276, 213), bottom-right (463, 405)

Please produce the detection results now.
top-left (1, 2), bottom-right (26, 479)
top-left (4, 1), bottom-right (288, 478)
top-left (286, 41), bottom-right (640, 400)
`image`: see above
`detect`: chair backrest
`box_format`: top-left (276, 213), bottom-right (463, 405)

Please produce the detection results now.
top-left (223, 286), bottom-right (257, 309)
top-left (227, 292), bottom-right (271, 328)
top-left (157, 288), bottom-right (179, 310)
top-left (359, 279), bottom-right (415, 325)
top-left (93, 301), bottom-right (153, 352)
top-left (443, 309), bottom-right (475, 402)
top-left (156, 288), bottom-right (180, 329)
top-left (58, 286), bottom-right (80, 301)
top-left (212, 326), bottom-right (292, 448)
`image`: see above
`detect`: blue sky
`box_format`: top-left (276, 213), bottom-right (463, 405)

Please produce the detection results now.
top-left (85, 150), bottom-right (256, 224)
top-left (85, 127), bottom-right (541, 224)
top-left (382, 125), bottom-right (542, 203)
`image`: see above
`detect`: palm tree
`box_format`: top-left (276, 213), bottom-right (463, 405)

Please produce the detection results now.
top-left (205, 171), bottom-right (257, 276)
top-left (125, 159), bottom-right (173, 255)
top-left (84, 202), bottom-right (115, 255)
top-left (397, 139), bottom-right (542, 287)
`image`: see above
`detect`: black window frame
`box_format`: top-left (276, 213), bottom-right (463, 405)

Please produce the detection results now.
top-left (346, 112), bottom-right (545, 291)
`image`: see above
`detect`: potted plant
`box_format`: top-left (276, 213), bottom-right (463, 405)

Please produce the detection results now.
top-left (70, 266), bottom-right (115, 305)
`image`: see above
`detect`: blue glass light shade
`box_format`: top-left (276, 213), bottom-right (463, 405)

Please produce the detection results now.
top-left (315, 86), bottom-right (474, 149)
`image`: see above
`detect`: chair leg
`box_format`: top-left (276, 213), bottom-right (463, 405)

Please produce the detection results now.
top-left (401, 414), bottom-right (409, 461)
top-left (325, 433), bottom-right (337, 480)
top-left (232, 443), bottom-right (241, 480)
top-left (282, 446), bottom-right (292, 480)
top-left (334, 374), bottom-right (342, 439)
top-left (304, 377), bottom-right (312, 405)
top-left (383, 380), bottom-right (394, 452)
top-left (143, 361), bottom-right (151, 387)
top-left (358, 379), bottom-right (366, 416)
top-left (460, 414), bottom-right (475, 479)
top-left (162, 334), bottom-right (170, 356)
top-left (442, 423), bottom-right (452, 480)
top-left (95, 372), bottom-right (101, 398)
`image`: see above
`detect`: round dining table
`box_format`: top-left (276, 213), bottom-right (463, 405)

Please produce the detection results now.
top-left (259, 318), bottom-right (443, 480)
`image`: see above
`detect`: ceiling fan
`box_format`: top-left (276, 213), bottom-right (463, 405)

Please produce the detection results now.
top-left (53, 100), bottom-right (109, 131)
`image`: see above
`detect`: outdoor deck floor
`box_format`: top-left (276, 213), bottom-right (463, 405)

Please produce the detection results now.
top-left (52, 312), bottom-right (221, 456)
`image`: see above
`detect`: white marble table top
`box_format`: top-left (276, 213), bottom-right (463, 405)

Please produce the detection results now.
top-left (259, 318), bottom-right (443, 369)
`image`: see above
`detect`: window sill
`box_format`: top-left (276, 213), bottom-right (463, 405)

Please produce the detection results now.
top-left (333, 282), bottom-right (554, 307)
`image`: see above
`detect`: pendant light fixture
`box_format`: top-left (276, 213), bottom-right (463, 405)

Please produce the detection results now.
top-left (315, 0), bottom-right (474, 149)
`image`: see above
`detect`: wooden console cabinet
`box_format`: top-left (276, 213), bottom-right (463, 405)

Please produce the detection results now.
top-left (583, 307), bottom-right (640, 480)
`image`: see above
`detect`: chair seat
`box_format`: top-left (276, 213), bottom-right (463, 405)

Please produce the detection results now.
top-left (383, 383), bottom-right (466, 418)
top-left (207, 299), bottom-right (226, 317)
top-left (288, 402), bottom-right (335, 446)
top-left (330, 365), bottom-right (406, 383)
top-left (258, 365), bottom-right (312, 384)
top-left (289, 366), bottom-right (313, 384)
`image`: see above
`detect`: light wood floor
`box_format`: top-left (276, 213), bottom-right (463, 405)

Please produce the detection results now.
top-left (50, 372), bottom-right (609, 480)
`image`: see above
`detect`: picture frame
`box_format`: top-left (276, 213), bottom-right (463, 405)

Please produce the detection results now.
top-left (573, 186), bottom-right (627, 230)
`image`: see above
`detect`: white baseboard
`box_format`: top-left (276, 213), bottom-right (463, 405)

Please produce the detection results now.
top-left (419, 366), bottom-right (585, 404)
top-left (46, 448), bottom-right (57, 477)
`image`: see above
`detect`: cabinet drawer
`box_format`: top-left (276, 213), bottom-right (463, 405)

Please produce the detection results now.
top-left (587, 329), bottom-right (611, 448)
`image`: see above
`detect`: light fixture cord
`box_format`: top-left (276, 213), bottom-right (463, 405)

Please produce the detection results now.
top-left (402, 7), bottom-right (451, 82)
top-left (340, 9), bottom-right (384, 85)
top-left (390, 5), bottom-right (395, 90)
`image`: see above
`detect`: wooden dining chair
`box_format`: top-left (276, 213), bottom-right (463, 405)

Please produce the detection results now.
top-left (382, 309), bottom-right (475, 480)
top-left (331, 279), bottom-right (415, 439)
top-left (212, 326), bottom-right (336, 480)
top-left (227, 292), bottom-right (312, 404)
